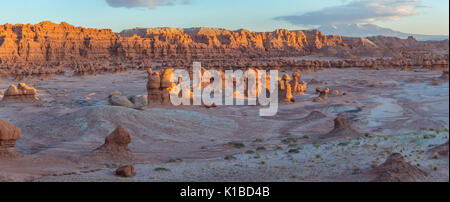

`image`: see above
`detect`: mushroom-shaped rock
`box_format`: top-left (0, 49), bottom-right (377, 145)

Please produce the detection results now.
top-left (278, 74), bottom-right (294, 103)
top-left (0, 118), bottom-right (22, 159)
top-left (147, 72), bottom-right (162, 105)
top-left (313, 88), bottom-right (330, 102)
top-left (93, 125), bottom-right (134, 162)
top-left (147, 72), bottom-right (161, 89)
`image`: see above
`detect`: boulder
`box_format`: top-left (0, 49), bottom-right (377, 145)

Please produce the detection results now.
top-left (108, 91), bottom-right (122, 98)
top-left (2, 83), bottom-right (39, 102)
top-left (115, 165), bottom-right (136, 178)
top-left (18, 83), bottom-right (37, 95)
top-left (109, 95), bottom-right (135, 108)
top-left (4, 85), bottom-right (19, 96)
top-left (130, 95), bottom-right (148, 108)
top-left (331, 90), bottom-right (340, 96)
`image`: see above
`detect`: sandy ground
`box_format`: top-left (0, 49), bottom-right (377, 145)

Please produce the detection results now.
top-left (0, 67), bottom-right (448, 182)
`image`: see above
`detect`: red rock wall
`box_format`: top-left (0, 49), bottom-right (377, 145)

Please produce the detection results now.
top-left (0, 21), bottom-right (447, 63)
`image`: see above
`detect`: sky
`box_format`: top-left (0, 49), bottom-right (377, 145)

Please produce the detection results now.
top-left (0, 0), bottom-right (448, 35)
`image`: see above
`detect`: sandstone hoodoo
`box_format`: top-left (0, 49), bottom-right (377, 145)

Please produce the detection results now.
top-left (313, 88), bottom-right (330, 102)
top-left (93, 125), bottom-right (134, 162)
top-left (371, 153), bottom-right (428, 182)
top-left (278, 74), bottom-right (295, 103)
top-left (2, 83), bottom-right (39, 102)
top-left (0, 118), bottom-right (22, 159)
top-left (161, 69), bottom-right (176, 105)
top-left (146, 68), bottom-right (177, 105)
top-left (320, 117), bottom-right (360, 139)
top-left (0, 14), bottom-right (448, 183)
top-left (291, 71), bottom-right (307, 95)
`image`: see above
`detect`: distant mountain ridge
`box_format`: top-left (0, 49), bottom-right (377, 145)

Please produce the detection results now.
top-left (318, 24), bottom-right (449, 41)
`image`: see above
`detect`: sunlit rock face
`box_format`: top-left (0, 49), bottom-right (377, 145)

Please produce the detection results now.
top-left (1, 83), bottom-right (39, 102)
top-left (0, 118), bottom-right (22, 159)
top-left (1, 21), bottom-right (448, 66)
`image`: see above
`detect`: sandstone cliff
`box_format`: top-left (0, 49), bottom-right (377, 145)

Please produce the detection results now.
top-left (1, 21), bottom-right (447, 64)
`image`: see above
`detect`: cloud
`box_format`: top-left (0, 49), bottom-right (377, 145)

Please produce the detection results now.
top-left (275, 0), bottom-right (422, 25)
top-left (106, 0), bottom-right (190, 9)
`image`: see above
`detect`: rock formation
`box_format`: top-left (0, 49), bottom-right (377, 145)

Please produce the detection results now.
top-left (146, 68), bottom-right (176, 105)
top-left (115, 165), bottom-right (136, 178)
top-left (320, 117), bottom-right (360, 139)
top-left (291, 71), bottom-right (307, 95)
top-left (1, 83), bottom-right (39, 102)
top-left (331, 89), bottom-right (340, 96)
top-left (278, 74), bottom-right (294, 103)
top-left (371, 153), bottom-right (428, 182)
top-left (299, 81), bottom-right (307, 95)
top-left (109, 93), bottom-right (135, 108)
top-left (129, 95), bottom-right (148, 109)
top-left (92, 125), bottom-right (134, 162)
top-left (0, 118), bottom-right (22, 159)
top-left (1, 21), bottom-right (448, 77)
top-left (108, 91), bottom-right (148, 109)
top-left (147, 69), bottom-right (162, 105)
top-left (313, 88), bottom-right (330, 102)
top-left (161, 69), bottom-right (176, 105)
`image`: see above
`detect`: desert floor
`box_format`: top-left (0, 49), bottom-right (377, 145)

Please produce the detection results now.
top-left (0, 67), bottom-right (448, 182)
